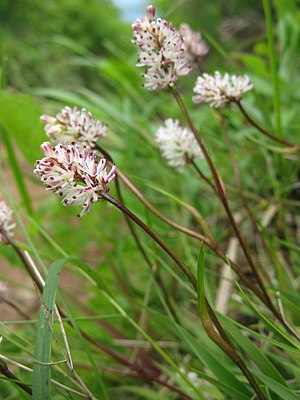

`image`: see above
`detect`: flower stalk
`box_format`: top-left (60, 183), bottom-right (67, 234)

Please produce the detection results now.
top-left (236, 101), bottom-right (299, 149)
top-left (94, 145), bottom-right (272, 307)
top-left (172, 86), bottom-right (300, 340)
top-left (2, 227), bottom-right (192, 399)
top-left (170, 88), bottom-right (277, 308)
top-left (100, 190), bottom-right (266, 399)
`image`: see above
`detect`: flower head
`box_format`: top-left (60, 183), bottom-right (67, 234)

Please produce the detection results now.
top-left (193, 71), bottom-right (253, 108)
top-left (0, 200), bottom-right (16, 242)
top-left (132, 5), bottom-right (191, 90)
top-left (34, 142), bottom-right (116, 217)
top-left (41, 106), bottom-right (107, 148)
top-left (155, 119), bottom-right (203, 172)
top-left (179, 23), bottom-right (209, 64)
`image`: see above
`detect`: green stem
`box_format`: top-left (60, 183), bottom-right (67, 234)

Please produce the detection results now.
top-left (262, 0), bottom-right (282, 137)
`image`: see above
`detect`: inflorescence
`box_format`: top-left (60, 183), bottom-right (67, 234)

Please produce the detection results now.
top-left (41, 106), bottom-right (107, 149)
top-left (34, 142), bottom-right (115, 217)
top-left (132, 5), bottom-right (191, 90)
top-left (193, 71), bottom-right (253, 108)
top-left (179, 23), bottom-right (209, 64)
top-left (155, 119), bottom-right (203, 172)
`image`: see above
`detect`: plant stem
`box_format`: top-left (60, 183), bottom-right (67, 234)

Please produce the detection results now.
top-left (95, 144), bottom-right (270, 308)
top-left (96, 143), bottom-right (179, 323)
top-left (95, 144), bottom-right (209, 243)
top-left (262, 0), bottom-right (282, 137)
top-left (219, 112), bottom-right (300, 340)
top-left (100, 192), bottom-right (265, 399)
top-left (190, 159), bottom-right (217, 194)
top-left (201, 302), bottom-right (266, 400)
top-left (219, 111), bottom-right (275, 280)
top-left (97, 144), bottom-right (299, 337)
top-left (170, 87), bottom-right (273, 307)
top-left (236, 101), bottom-right (298, 148)
top-left (2, 229), bottom-right (192, 399)
top-left (100, 191), bottom-right (197, 288)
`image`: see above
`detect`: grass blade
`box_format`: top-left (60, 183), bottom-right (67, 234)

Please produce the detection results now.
top-left (32, 259), bottom-right (68, 400)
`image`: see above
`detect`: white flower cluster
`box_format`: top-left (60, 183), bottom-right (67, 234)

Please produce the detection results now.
top-left (34, 142), bottom-right (116, 217)
top-left (0, 200), bottom-right (16, 242)
top-left (179, 23), bottom-right (209, 63)
top-left (41, 106), bottom-right (107, 148)
top-left (193, 71), bottom-right (253, 108)
top-left (132, 5), bottom-right (191, 90)
top-left (155, 119), bottom-right (203, 172)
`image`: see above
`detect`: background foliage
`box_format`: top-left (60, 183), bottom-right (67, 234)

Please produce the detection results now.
top-left (0, 0), bottom-right (300, 399)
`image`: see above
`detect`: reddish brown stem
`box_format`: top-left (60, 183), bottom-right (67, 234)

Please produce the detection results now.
top-left (170, 87), bottom-right (274, 308)
top-left (100, 192), bottom-right (266, 399)
top-left (95, 145), bottom-right (270, 308)
top-left (2, 229), bottom-right (193, 400)
top-left (236, 101), bottom-right (299, 149)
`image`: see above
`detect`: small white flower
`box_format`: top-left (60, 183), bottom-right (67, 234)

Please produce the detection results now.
top-left (41, 106), bottom-right (107, 148)
top-left (179, 23), bottom-right (209, 63)
top-left (155, 119), bottom-right (203, 172)
top-left (132, 5), bottom-right (191, 90)
top-left (0, 200), bottom-right (16, 242)
top-left (34, 142), bottom-right (116, 217)
top-left (193, 71), bottom-right (253, 108)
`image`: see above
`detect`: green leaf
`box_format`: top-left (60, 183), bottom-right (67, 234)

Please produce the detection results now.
top-left (235, 281), bottom-right (300, 350)
top-left (32, 259), bottom-right (68, 400)
top-left (252, 370), bottom-right (299, 400)
top-left (220, 315), bottom-right (287, 388)
top-left (150, 307), bottom-right (253, 398)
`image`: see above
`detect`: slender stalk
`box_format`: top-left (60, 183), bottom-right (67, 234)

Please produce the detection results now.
top-left (96, 143), bottom-right (179, 323)
top-left (95, 144), bottom-right (271, 307)
top-left (171, 87), bottom-right (300, 340)
top-left (119, 166), bottom-right (210, 239)
top-left (170, 87), bottom-right (274, 307)
top-left (201, 302), bottom-right (266, 400)
top-left (95, 144), bottom-right (212, 245)
top-left (236, 101), bottom-right (298, 148)
top-left (100, 192), bottom-right (265, 399)
top-left (1, 298), bottom-right (31, 320)
top-left (220, 114), bottom-right (300, 340)
top-left (262, 0), bottom-right (282, 137)
top-left (190, 159), bottom-right (217, 194)
top-left (100, 191), bottom-right (197, 288)
top-left (219, 111), bottom-right (277, 279)
top-left (2, 230), bottom-right (191, 399)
